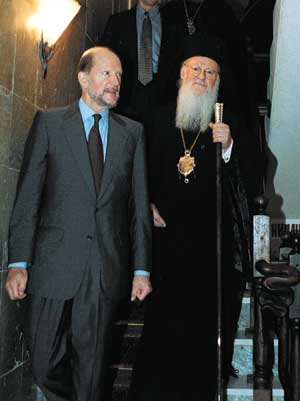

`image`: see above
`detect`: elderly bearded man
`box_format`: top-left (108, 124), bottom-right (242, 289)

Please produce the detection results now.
top-left (129, 33), bottom-right (261, 401)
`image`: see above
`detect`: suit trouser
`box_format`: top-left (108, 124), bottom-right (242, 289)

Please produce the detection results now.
top-left (21, 243), bottom-right (118, 401)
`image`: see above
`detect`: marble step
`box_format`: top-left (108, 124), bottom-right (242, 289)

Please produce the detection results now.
top-left (226, 375), bottom-right (284, 401)
top-left (232, 330), bottom-right (279, 376)
top-left (238, 294), bottom-right (251, 330)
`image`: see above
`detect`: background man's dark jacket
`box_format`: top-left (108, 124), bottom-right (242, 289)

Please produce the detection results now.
top-left (100, 6), bottom-right (181, 117)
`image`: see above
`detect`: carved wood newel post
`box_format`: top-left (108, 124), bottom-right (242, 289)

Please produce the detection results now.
top-left (253, 195), bottom-right (272, 401)
top-left (252, 195), bottom-right (300, 401)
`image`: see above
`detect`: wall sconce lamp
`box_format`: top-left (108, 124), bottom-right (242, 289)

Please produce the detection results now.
top-left (28, 0), bottom-right (81, 79)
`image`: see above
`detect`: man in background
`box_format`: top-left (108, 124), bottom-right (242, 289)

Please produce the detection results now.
top-left (100, 0), bottom-right (180, 129)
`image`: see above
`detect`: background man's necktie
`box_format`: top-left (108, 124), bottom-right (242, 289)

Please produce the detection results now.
top-left (88, 114), bottom-right (104, 195)
top-left (138, 12), bottom-right (153, 86)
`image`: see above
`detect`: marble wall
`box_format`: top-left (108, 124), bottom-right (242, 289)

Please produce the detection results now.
top-left (0, 0), bottom-right (129, 399)
top-left (266, 0), bottom-right (300, 220)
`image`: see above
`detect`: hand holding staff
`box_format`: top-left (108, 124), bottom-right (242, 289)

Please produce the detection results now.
top-left (209, 103), bottom-right (232, 151)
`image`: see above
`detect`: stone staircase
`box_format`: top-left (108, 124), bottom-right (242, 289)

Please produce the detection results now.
top-left (27, 288), bottom-right (285, 401)
top-left (107, 289), bottom-right (285, 401)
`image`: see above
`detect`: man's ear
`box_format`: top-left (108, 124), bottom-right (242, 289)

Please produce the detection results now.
top-left (180, 65), bottom-right (186, 81)
top-left (78, 71), bottom-right (88, 89)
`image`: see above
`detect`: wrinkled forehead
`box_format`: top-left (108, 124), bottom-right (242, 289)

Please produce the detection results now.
top-left (183, 55), bottom-right (219, 70)
top-left (91, 50), bottom-right (122, 72)
top-left (139, 0), bottom-right (160, 5)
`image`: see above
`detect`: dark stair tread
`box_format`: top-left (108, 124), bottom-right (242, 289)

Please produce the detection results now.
top-left (116, 300), bottom-right (146, 323)
top-left (110, 328), bottom-right (256, 366)
top-left (116, 291), bottom-right (252, 327)
top-left (110, 336), bottom-right (139, 365)
top-left (110, 387), bottom-right (130, 401)
top-left (109, 291), bottom-right (256, 399)
top-left (114, 322), bottom-right (144, 338)
top-left (113, 326), bottom-right (253, 342)
top-left (108, 370), bottom-right (284, 394)
top-left (110, 367), bottom-right (132, 387)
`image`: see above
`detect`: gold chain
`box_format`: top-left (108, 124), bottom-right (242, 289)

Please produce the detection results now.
top-left (180, 128), bottom-right (201, 155)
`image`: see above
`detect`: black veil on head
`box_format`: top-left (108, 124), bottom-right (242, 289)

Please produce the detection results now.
top-left (180, 32), bottom-right (224, 66)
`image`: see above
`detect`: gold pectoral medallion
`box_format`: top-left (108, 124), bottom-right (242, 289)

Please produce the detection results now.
top-left (177, 150), bottom-right (196, 184)
top-left (178, 128), bottom-right (201, 184)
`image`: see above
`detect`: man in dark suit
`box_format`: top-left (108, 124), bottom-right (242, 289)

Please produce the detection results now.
top-left (100, 0), bottom-right (180, 128)
top-left (5, 46), bottom-right (152, 401)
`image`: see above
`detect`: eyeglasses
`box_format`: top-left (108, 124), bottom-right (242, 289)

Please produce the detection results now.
top-left (184, 64), bottom-right (218, 80)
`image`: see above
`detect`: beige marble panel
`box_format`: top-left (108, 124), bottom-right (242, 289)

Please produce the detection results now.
top-left (75, 2), bottom-right (88, 34)
top-left (84, 35), bottom-right (94, 52)
top-left (92, 0), bottom-right (114, 40)
top-left (35, 20), bottom-right (85, 108)
top-left (0, 87), bottom-right (13, 166)
top-left (0, 0), bottom-right (17, 91)
top-left (86, 0), bottom-right (107, 43)
top-left (0, 270), bottom-right (25, 382)
top-left (9, 95), bottom-right (37, 170)
top-left (0, 166), bottom-right (18, 242)
top-left (13, 0), bottom-right (39, 105)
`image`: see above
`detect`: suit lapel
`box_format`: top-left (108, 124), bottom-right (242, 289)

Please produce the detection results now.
top-left (63, 102), bottom-right (96, 198)
top-left (98, 112), bottom-right (129, 201)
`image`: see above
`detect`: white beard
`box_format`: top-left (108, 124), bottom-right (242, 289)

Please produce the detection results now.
top-left (175, 76), bottom-right (220, 132)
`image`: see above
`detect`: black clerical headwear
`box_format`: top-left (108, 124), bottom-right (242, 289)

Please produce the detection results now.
top-left (180, 32), bottom-right (224, 66)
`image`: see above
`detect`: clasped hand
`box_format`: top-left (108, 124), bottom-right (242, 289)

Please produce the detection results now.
top-left (209, 122), bottom-right (232, 151)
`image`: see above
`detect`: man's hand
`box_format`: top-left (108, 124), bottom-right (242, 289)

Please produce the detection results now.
top-left (131, 275), bottom-right (152, 302)
top-left (151, 203), bottom-right (166, 228)
top-left (5, 268), bottom-right (28, 300)
top-left (209, 122), bottom-right (232, 151)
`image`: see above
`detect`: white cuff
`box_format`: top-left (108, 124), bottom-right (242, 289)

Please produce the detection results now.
top-left (222, 140), bottom-right (233, 163)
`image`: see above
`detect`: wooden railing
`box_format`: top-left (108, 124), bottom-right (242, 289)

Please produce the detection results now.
top-left (252, 195), bottom-right (300, 401)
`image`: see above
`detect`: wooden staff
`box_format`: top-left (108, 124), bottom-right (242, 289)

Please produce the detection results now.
top-left (215, 102), bottom-right (224, 401)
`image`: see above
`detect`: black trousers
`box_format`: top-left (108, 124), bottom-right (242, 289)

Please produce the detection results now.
top-left (21, 245), bottom-right (118, 401)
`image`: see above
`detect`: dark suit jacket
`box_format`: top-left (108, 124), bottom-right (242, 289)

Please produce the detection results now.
top-left (100, 6), bottom-right (180, 115)
top-left (8, 102), bottom-right (152, 300)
